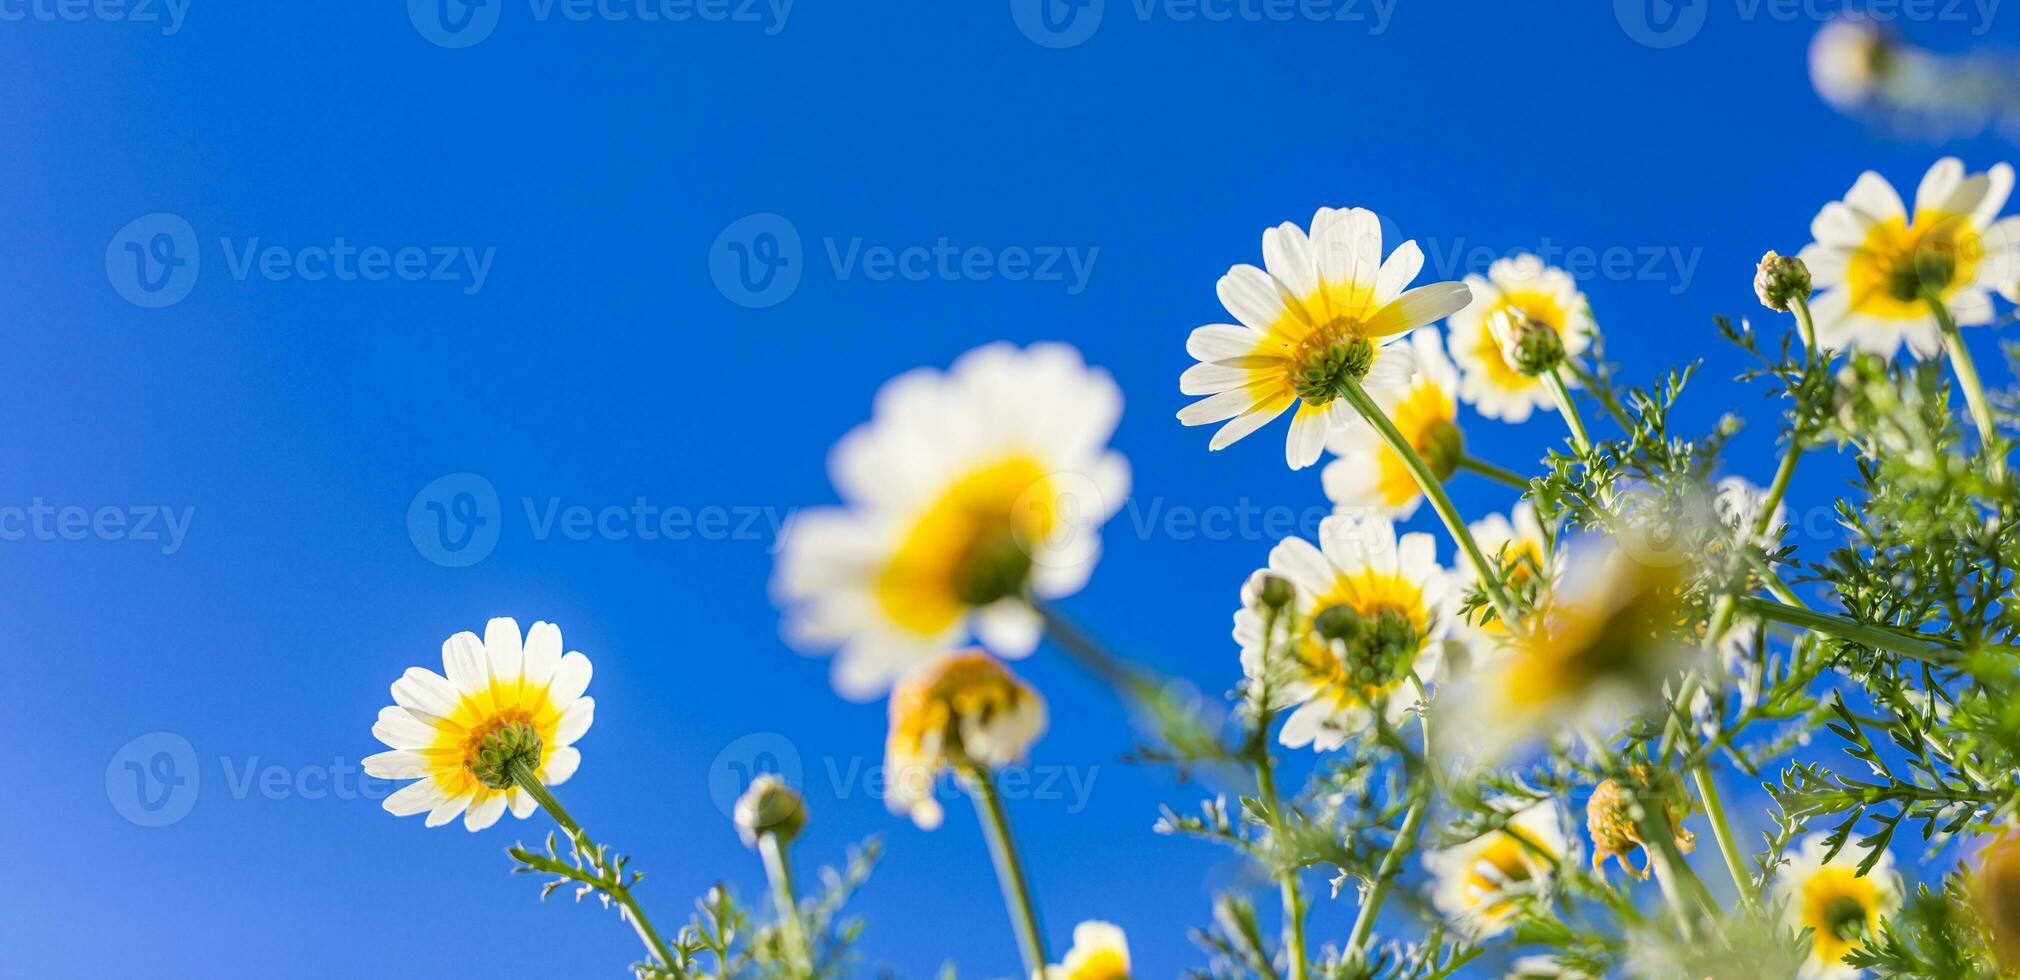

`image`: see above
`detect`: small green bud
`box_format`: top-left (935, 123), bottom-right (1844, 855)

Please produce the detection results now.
top-left (1417, 419), bottom-right (1464, 483)
top-left (1492, 310), bottom-right (1565, 377)
top-left (470, 720), bottom-right (543, 791)
top-left (1753, 250), bottom-right (1813, 313)
top-left (1256, 574), bottom-right (1295, 611)
top-left (734, 774), bottom-right (807, 847)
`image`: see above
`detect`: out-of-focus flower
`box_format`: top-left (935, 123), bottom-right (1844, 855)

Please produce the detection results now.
top-left (1454, 501), bottom-right (1555, 660)
top-left (1448, 255), bottom-right (1595, 423)
top-left (1755, 250), bottom-right (1815, 313)
top-left (1248, 515), bottom-right (1451, 750)
top-left (1425, 800), bottom-right (1570, 940)
top-left (1585, 765), bottom-right (1695, 880)
top-left (1178, 207), bottom-right (1471, 469)
top-left (363, 618), bottom-right (593, 832)
top-left (1715, 476), bottom-right (1790, 548)
top-left (1809, 19), bottom-right (1894, 112)
top-left (773, 342), bottom-right (1129, 699)
top-left (1775, 834), bottom-right (1903, 979)
top-left (1045, 920), bottom-right (1130, 980)
top-left (1972, 834), bottom-right (2020, 971)
top-left (734, 774), bottom-right (806, 848)
top-left (884, 651), bottom-right (1047, 830)
top-left (1506, 955), bottom-right (1596, 980)
top-left (1321, 328), bottom-right (1463, 519)
top-left (1797, 157), bottom-right (2019, 359)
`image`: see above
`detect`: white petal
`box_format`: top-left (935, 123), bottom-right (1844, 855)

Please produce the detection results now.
top-left (392, 667), bottom-right (459, 719)
top-left (484, 617), bottom-right (524, 683)
top-left (1364, 282), bottom-right (1472, 337)
top-left (372, 707), bottom-right (439, 750)
top-left (1186, 323), bottom-right (1264, 362)
top-left (1262, 222), bottom-right (1318, 300)
top-left (384, 778), bottom-right (449, 817)
top-left (441, 631), bottom-right (487, 694)
top-left (1210, 400), bottom-right (1290, 451)
top-left (463, 793), bottom-right (508, 832)
top-left (523, 621), bottom-right (564, 690)
top-left (975, 600), bottom-right (1044, 656)
top-left (1914, 157), bottom-right (1965, 215)
top-left (554, 697), bottom-right (595, 747)
top-left (1285, 402), bottom-right (1330, 470)
top-left (1844, 170), bottom-right (1906, 223)
top-left (549, 651), bottom-right (593, 706)
top-left (362, 749), bottom-right (431, 780)
top-left (425, 795), bottom-right (470, 828)
top-left (541, 746), bottom-right (582, 785)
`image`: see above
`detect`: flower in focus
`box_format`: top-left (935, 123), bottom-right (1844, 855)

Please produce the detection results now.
top-left (1447, 255), bottom-right (1595, 423)
top-left (883, 651), bottom-right (1047, 830)
top-left (1972, 834), bottom-right (2020, 971)
top-left (1798, 157), bottom-right (2019, 359)
top-left (1809, 18), bottom-right (1894, 112)
top-left (362, 618), bottom-right (593, 832)
top-left (1321, 328), bottom-right (1463, 519)
top-left (1585, 765), bottom-right (1696, 880)
top-left (1045, 920), bottom-right (1130, 980)
top-left (1178, 207), bottom-right (1472, 469)
top-left (773, 342), bottom-right (1130, 699)
top-left (1253, 514), bottom-right (1450, 750)
top-left (1775, 834), bottom-right (1903, 979)
top-left (1447, 542), bottom-right (1697, 756)
top-left (1425, 799), bottom-right (1569, 940)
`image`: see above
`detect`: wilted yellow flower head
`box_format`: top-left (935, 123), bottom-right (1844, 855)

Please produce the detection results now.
top-left (1586, 765), bottom-right (1696, 880)
top-left (884, 651), bottom-right (1047, 829)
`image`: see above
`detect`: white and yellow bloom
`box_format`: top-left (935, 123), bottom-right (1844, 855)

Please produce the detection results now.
top-left (1254, 514), bottom-right (1451, 750)
top-left (1799, 157), bottom-right (2020, 359)
top-left (773, 342), bottom-right (1129, 699)
top-left (1425, 799), bottom-right (1570, 940)
top-left (1046, 920), bottom-right (1130, 980)
top-left (362, 617), bottom-right (592, 832)
top-left (883, 651), bottom-right (1047, 830)
top-left (1320, 328), bottom-right (1463, 519)
top-left (1447, 255), bottom-right (1595, 423)
top-left (1178, 207), bottom-right (1472, 469)
top-left (1775, 834), bottom-right (1903, 978)
top-left (1453, 501), bottom-right (1556, 660)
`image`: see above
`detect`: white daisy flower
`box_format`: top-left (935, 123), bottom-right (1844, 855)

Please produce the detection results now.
top-left (1425, 799), bottom-right (1570, 940)
top-left (773, 342), bottom-right (1130, 699)
top-left (1045, 920), bottom-right (1131, 980)
top-left (1447, 255), bottom-right (1596, 423)
top-left (1775, 834), bottom-right (1903, 979)
top-left (1178, 207), bottom-right (1472, 470)
top-left (1715, 475), bottom-right (1791, 549)
top-left (883, 651), bottom-right (1047, 830)
top-left (1798, 157), bottom-right (2020, 359)
top-left (1453, 501), bottom-right (1556, 659)
top-left (362, 617), bottom-right (593, 832)
top-left (1253, 514), bottom-right (1451, 751)
top-left (1320, 328), bottom-right (1464, 520)
top-left (1809, 18), bottom-right (1893, 112)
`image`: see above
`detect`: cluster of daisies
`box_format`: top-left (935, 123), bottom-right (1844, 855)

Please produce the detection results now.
top-left (355, 158), bottom-right (2020, 978)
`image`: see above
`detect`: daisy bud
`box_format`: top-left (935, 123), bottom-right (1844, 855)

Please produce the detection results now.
top-left (1488, 310), bottom-right (1564, 378)
top-left (1973, 835), bottom-right (2020, 970)
top-left (470, 720), bottom-right (544, 791)
top-left (1256, 573), bottom-right (1295, 612)
top-left (1753, 251), bottom-right (1812, 313)
top-left (1809, 18), bottom-right (1893, 111)
top-left (734, 774), bottom-right (807, 848)
top-left (1586, 765), bottom-right (1695, 879)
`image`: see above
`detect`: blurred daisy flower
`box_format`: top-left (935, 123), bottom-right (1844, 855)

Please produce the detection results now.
top-left (1424, 799), bottom-right (1570, 940)
top-left (1775, 834), bottom-right (1903, 979)
top-left (1321, 328), bottom-right (1463, 519)
top-left (1798, 157), bottom-right (2019, 358)
top-left (363, 618), bottom-right (592, 832)
top-left (1178, 207), bottom-right (1471, 469)
top-left (1046, 920), bottom-right (1130, 980)
top-left (1455, 500), bottom-right (1555, 652)
top-left (1251, 514), bottom-right (1451, 750)
top-left (1447, 255), bottom-right (1595, 423)
top-left (1972, 834), bottom-right (2020, 971)
top-left (773, 342), bottom-right (1129, 699)
top-left (1809, 18), bottom-right (1894, 113)
top-left (883, 651), bottom-right (1047, 830)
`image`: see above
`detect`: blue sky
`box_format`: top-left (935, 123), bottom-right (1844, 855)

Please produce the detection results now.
top-left (7, 3), bottom-right (2020, 977)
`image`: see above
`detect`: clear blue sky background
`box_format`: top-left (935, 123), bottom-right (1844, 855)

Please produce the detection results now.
top-left (7, 3), bottom-right (2020, 977)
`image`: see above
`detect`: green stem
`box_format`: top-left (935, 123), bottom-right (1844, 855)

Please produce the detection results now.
top-left (1252, 607), bottom-right (1310, 980)
top-left (1338, 378), bottom-right (1519, 629)
top-left (510, 764), bottom-right (677, 968)
top-left (1790, 292), bottom-right (1820, 356)
top-left (1929, 293), bottom-right (1999, 446)
top-left (1691, 765), bottom-right (1754, 912)
top-left (1457, 454), bottom-right (1530, 490)
top-left (963, 764), bottom-right (1047, 975)
top-left (1737, 596), bottom-right (1960, 664)
top-left (1542, 366), bottom-right (1593, 454)
top-left (1345, 674), bottom-right (1434, 959)
top-left (759, 834), bottom-right (813, 978)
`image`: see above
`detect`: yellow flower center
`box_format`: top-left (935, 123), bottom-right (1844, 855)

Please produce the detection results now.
top-left (1801, 867), bottom-right (1883, 965)
top-left (1287, 317), bottom-right (1375, 404)
top-left (876, 458), bottom-right (1056, 635)
top-left (1300, 572), bottom-right (1431, 708)
top-left (1062, 949), bottom-right (1129, 980)
top-left (1844, 210), bottom-right (1985, 320)
top-left (426, 681), bottom-right (565, 798)
top-left (1463, 835), bottom-right (1542, 919)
